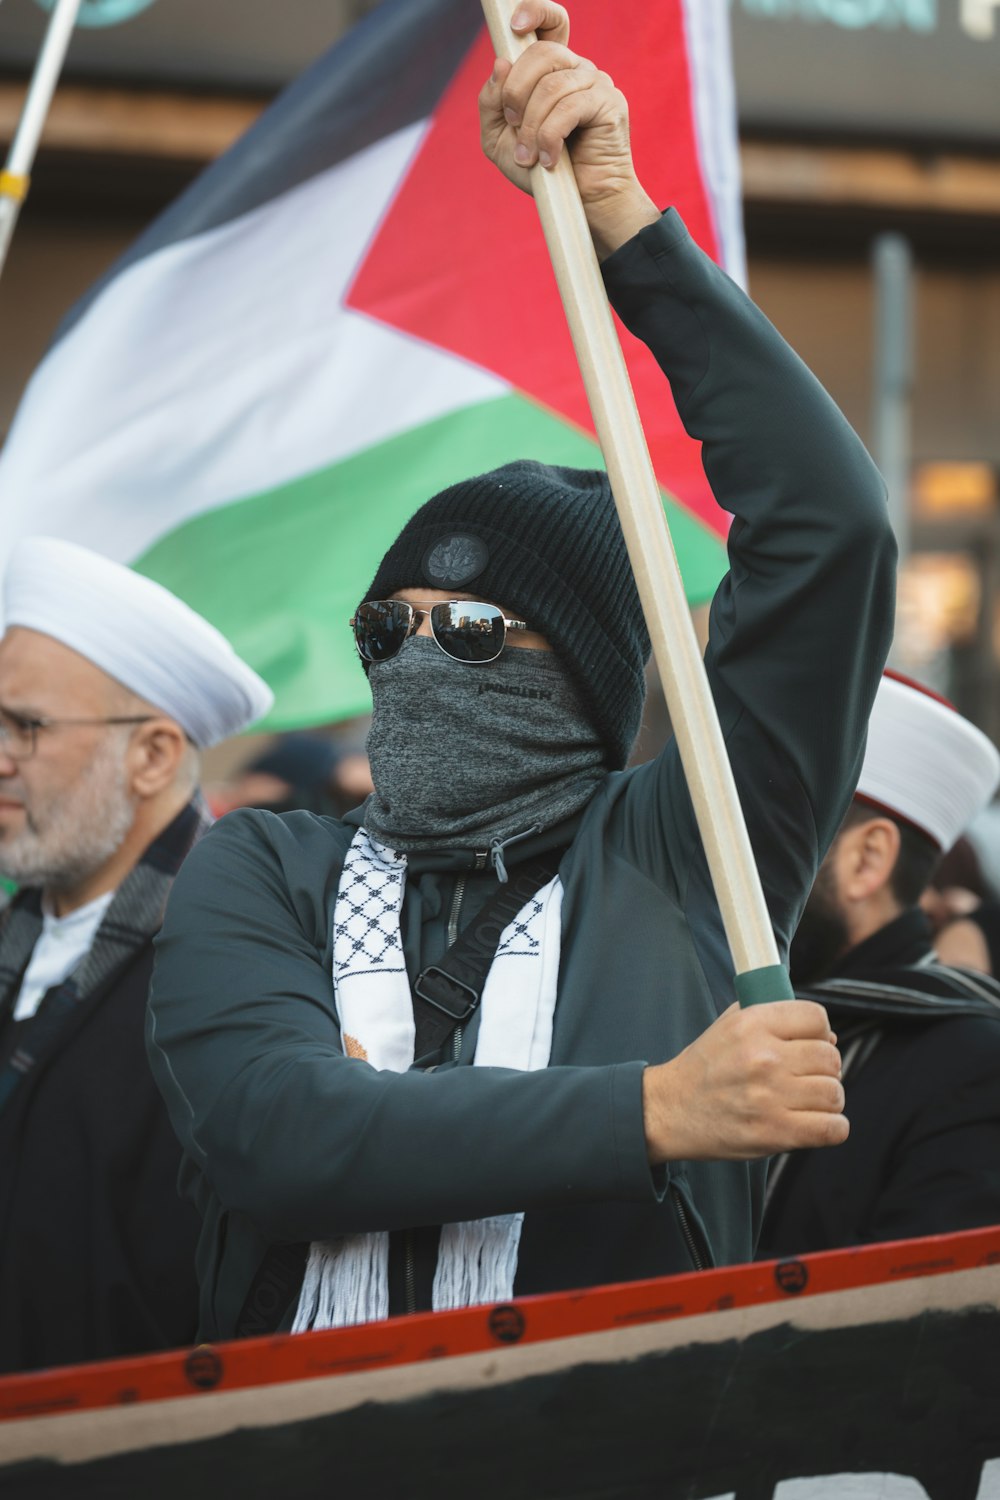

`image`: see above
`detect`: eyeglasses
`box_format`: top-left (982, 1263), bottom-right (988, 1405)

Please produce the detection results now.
top-left (0, 707), bottom-right (156, 762)
top-left (350, 599), bottom-right (529, 666)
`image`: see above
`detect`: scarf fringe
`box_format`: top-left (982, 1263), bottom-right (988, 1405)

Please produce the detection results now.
top-left (291, 1233), bottom-right (390, 1332)
top-left (433, 1214), bottom-right (525, 1311)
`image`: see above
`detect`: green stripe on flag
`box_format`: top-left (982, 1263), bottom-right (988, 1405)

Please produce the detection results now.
top-left (135, 394), bottom-right (727, 730)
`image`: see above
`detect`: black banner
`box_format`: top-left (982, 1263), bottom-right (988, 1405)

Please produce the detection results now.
top-left (2, 1278), bottom-right (998, 1499)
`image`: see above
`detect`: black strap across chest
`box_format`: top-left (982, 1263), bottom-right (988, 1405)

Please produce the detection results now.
top-left (411, 851), bottom-right (563, 1061)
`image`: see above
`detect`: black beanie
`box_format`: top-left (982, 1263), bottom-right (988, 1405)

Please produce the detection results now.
top-left (362, 460), bottom-right (650, 769)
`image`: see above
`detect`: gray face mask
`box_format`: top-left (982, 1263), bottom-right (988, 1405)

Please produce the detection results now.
top-left (364, 637), bottom-right (608, 856)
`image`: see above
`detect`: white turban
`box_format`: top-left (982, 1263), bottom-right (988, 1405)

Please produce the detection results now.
top-left (857, 671), bottom-right (1000, 851)
top-left (2, 537), bottom-right (274, 748)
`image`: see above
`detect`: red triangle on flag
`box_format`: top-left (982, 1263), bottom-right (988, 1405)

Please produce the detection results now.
top-left (347, 4), bottom-right (730, 539)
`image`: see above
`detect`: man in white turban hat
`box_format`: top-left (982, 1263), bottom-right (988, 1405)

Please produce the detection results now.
top-left (760, 670), bottom-right (1000, 1259)
top-left (0, 537), bottom-right (272, 1374)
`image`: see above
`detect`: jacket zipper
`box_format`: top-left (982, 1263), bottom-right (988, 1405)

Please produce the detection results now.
top-left (447, 877), bottom-right (466, 948)
top-left (670, 1184), bottom-right (708, 1272)
top-left (405, 875), bottom-right (468, 1312)
top-left (448, 877), bottom-right (466, 1063)
top-left (404, 1228), bottom-right (417, 1316)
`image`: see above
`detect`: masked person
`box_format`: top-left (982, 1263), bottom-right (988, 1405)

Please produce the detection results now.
top-left (759, 672), bottom-right (1000, 1259)
top-left (148, 3), bottom-right (895, 1341)
top-left (0, 538), bottom-right (272, 1374)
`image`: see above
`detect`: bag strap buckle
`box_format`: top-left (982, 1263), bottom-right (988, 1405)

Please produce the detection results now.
top-left (413, 966), bottom-right (479, 1024)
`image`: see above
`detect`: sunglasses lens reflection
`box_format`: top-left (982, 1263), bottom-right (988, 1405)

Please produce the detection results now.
top-left (353, 601), bottom-right (412, 662)
top-left (431, 603), bottom-right (506, 663)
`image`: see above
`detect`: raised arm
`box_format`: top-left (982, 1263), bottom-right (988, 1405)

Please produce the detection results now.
top-left (480, 1), bottom-right (895, 872)
top-left (605, 217), bottom-right (895, 861)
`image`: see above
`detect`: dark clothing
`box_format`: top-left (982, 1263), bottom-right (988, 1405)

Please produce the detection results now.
top-left (148, 209), bottom-right (895, 1341)
top-left (0, 803), bottom-right (204, 1374)
top-left (759, 910), bottom-right (1000, 1258)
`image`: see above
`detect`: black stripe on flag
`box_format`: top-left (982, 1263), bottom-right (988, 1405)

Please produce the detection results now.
top-left (56, 0), bottom-right (484, 343)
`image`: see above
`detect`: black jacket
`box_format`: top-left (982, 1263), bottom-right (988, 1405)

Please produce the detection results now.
top-left (0, 813), bottom-right (203, 1375)
top-left (758, 910), bottom-right (1000, 1258)
top-left (148, 210), bottom-right (896, 1339)
top-left (0, 943), bottom-right (202, 1374)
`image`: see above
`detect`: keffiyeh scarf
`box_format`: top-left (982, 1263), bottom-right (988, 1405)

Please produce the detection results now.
top-left (292, 827), bottom-right (563, 1331)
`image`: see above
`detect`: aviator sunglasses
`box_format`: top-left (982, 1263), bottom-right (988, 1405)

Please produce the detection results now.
top-left (351, 599), bottom-right (529, 666)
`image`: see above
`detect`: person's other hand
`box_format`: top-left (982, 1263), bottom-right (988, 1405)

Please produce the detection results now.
top-left (642, 1000), bottom-right (848, 1164)
top-left (478, 2), bottom-right (659, 258)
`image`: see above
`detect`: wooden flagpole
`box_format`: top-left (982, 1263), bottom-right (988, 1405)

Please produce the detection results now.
top-left (479, 0), bottom-right (792, 1005)
top-left (0, 0), bottom-right (85, 284)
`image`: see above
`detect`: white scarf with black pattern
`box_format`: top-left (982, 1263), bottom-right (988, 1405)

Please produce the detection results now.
top-left (292, 827), bottom-right (562, 1333)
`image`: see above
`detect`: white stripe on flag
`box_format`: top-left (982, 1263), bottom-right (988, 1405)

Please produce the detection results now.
top-left (0, 122), bottom-right (509, 584)
top-left (680, 0), bottom-right (746, 289)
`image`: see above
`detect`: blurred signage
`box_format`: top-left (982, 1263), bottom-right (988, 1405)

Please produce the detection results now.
top-left (1, 0), bottom-right (998, 141)
top-left (730, 1), bottom-right (1000, 143)
top-left (33, 0), bottom-right (158, 26)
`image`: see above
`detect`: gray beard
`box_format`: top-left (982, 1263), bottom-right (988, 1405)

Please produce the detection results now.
top-left (363, 638), bottom-right (608, 854)
top-left (0, 735), bottom-right (137, 893)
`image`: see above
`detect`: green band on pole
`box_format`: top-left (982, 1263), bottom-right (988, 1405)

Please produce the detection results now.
top-left (734, 964), bottom-right (794, 1008)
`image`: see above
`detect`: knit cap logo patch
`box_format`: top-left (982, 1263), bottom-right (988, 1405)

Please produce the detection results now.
top-left (422, 534), bottom-right (489, 589)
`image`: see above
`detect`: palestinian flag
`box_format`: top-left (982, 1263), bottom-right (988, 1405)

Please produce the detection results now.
top-left (0, 0), bottom-right (744, 730)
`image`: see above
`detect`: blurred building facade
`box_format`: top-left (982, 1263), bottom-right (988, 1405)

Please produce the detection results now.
top-left (731, 2), bottom-right (1000, 740)
top-left (1, 0), bottom-right (999, 732)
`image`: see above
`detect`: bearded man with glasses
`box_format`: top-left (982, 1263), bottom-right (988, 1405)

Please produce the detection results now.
top-left (0, 538), bottom-right (272, 1373)
top-left (149, 2), bottom-right (896, 1341)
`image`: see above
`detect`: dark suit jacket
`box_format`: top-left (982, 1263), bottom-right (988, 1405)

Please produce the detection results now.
top-left (0, 922), bottom-right (200, 1374)
top-left (758, 911), bottom-right (1000, 1258)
